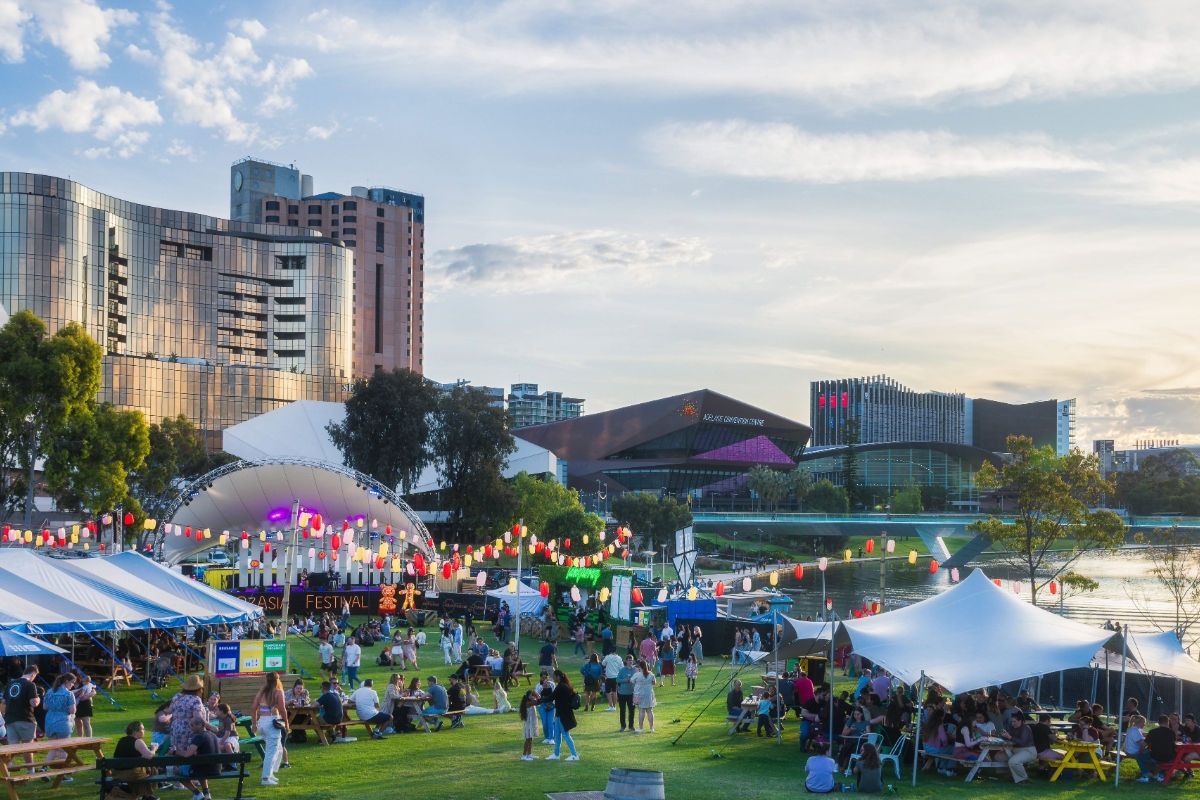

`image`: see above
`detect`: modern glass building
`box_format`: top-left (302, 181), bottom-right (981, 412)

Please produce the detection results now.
top-left (513, 389), bottom-right (811, 497)
top-left (0, 171), bottom-right (353, 440)
top-left (810, 375), bottom-right (966, 447)
top-left (797, 442), bottom-right (998, 510)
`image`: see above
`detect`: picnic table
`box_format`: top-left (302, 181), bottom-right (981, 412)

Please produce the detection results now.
top-left (1159, 742), bottom-right (1200, 783)
top-left (961, 738), bottom-right (1013, 782)
top-left (74, 659), bottom-right (132, 689)
top-left (0, 735), bottom-right (107, 800)
top-left (1044, 739), bottom-right (1115, 782)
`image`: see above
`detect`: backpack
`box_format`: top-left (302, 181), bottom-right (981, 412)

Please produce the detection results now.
top-left (570, 692), bottom-right (582, 710)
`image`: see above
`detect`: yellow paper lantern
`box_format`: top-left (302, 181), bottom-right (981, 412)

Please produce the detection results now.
top-left (528, 544), bottom-right (536, 555)
top-left (844, 549), bottom-right (852, 562)
top-left (908, 550), bottom-right (918, 565)
top-left (259, 531), bottom-right (267, 541)
top-left (440, 541), bottom-right (447, 551)
top-left (379, 542), bottom-right (390, 558)
top-left (72, 524), bottom-right (79, 538)
top-left (391, 557), bottom-right (401, 572)
top-left (464, 554), bottom-right (473, 567)
top-left (687, 586), bottom-right (698, 601)
top-left (582, 535), bottom-right (589, 545)
top-left (520, 525), bottom-right (528, 538)
top-left (204, 528), bottom-right (212, 539)
top-left (608, 544), bottom-right (616, 554)
top-left (83, 543), bottom-right (89, 550)
top-left (495, 538), bottom-right (503, 551)
top-left (769, 571), bottom-right (778, 586)
top-left (143, 519), bottom-right (156, 530)
top-left (357, 517), bottom-right (364, 528)
top-left (599, 587), bottom-right (610, 603)
top-left (24, 530), bottom-right (32, 543)
top-left (71, 533), bottom-right (79, 544)
top-left (507, 577), bottom-right (518, 594)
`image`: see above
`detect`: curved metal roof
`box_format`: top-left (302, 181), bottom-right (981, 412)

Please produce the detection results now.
top-left (160, 458), bottom-right (434, 565)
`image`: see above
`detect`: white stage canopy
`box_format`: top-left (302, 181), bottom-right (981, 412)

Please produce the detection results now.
top-left (840, 568), bottom-right (1122, 694)
top-left (1126, 630), bottom-right (1200, 684)
top-left (485, 580), bottom-right (548, 617)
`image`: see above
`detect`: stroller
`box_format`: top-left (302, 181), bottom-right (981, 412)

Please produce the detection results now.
top-left (148, 656), bottom-right (172, 689)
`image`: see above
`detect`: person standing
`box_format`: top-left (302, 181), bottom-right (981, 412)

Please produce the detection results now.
top-left (251, 672), bottom-right (288, 787)
top-left (616, 655), bottom-right (637, 732)
top-left (519, 690), bottom-right (541, 761)
top-left (73, 673), bottom-right (97, 737)
top-left (43, 674), bottom-right (78, 776)
top-left (451, 619), bottom-right (464, 664)
top-left (318, 638), bottom-right (334, 678)
top-left (601, 649), bottom-right (623, 711)
top-left (343, 636), bottom-right (363, 689)
top-left (631, 659), bottom-right (657, 733)
top-left (546, 669), bottom-right (579, 761)
top-left (537, 672), bottom-right (557, 744)
top-left (4, 663), bottom-right (41, 773)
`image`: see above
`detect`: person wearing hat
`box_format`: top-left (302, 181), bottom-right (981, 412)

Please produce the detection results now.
top-left (1000, 711), bottom-right (1037, 784)
top-left (168, 676), bottom-right (209, 759)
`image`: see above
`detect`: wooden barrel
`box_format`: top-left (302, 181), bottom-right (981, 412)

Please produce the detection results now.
top-left (605, 768), bottom-right (665, 800)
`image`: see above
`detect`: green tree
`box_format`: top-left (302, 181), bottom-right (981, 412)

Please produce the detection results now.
top-left (510, 471), bottom-right (585, 533)
top-left (327, 368), bottom-right (438, 492)
top-left (788, 468), bottom-right (811, 511)
top-left (44, 403), bottom-right (150, 516)
top-left (543, 506), bottom-right (606, 546)
top-left (889, 481), bottom-right (924, 514)
top-left (805, 479), bottom-right (849, 514)
top-left (0, 310), bottom-right (103, 524)
top-left (969, 435), bottom-right (1126, 607)
top-left (431, 386), bottom-right (518, 540)
top-left (610, 492), bottom-right (693, 551)
top-left (1115, 450), bottom-right (1200, 516)
top-left (747, 465), bottom-right (788, 511)
top-left (128, 415), bottom-right (237, 523)
top-left (841, 418), bottom-right (863, 510)
top-left (920, 484), bottom-right (948, 512)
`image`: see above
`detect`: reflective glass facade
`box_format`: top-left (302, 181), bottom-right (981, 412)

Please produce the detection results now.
top-left (0, 172), bottom-right (353, 438)
top-left (797, 443), bottom-right (996, 508)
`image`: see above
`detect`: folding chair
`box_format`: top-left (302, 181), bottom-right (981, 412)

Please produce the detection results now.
top-left (846, 732), bottom-right (885, 775)
top-left (880, 733), bottom-right (907, 779)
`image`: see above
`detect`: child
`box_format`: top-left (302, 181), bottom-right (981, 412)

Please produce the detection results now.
top-left (519, 690), bottom-right (540, 761)
top-left (756, 693), bottom-right (777, 737)
top-left (214, 703), bottom-right (240, 754)
top-left (685, 653), bottom-right (698, 692)
top-left (494, 679), bottom-right (513, 714)
top-left (74, 673), bottom-right (97, 736)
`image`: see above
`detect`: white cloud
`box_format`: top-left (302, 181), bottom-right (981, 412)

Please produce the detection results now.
top-left (306, 122), bottom-right (339, 140)
top-left (166, 138), bottom-right (194, 159)
top-left (646, 121), bottom-right (1099, 183)
top-left (24, 0), bottom-right (136, 70)
top-left (286, 2), bottom-right (1200, 110)
top-left (0, 0), bottom-right (29, 62)
top-left (237, 19), bottom-right (267, 41)
top-left (9, 78), bottom-right (160, 148)
top-left (430, 230), bottom-right (711, 292)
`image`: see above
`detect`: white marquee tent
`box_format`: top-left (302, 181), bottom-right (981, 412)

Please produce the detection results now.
top-left (484, 580), bottom-right (548, 617)
top-left (1126, 630), bottom-right (1200, 685)
top-left (840, 568), bottom-right (1123, 694)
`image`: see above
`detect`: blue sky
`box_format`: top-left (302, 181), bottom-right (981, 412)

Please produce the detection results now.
top-left (3, 0), bottom-right (1200, 449)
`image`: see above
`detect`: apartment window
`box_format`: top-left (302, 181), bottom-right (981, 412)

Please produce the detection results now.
top-left (376, 208), bottom-right (384, 217)
top-left (288, 204), bottom-right (299, 214)
top-left (343, 215), bottom-right (357, 222)
top-left (375, 264), bottom-right (384, 354)
top-left (308, 205), bottom-right (322, 214)
top-left (342, 227), bottom-right (356, 235)
top-left (265, 215), bottom-right (279, 223)
top-left (376, 222), bottom-right (385, 252)
top-left (345, 240), bottom-right (356, 247)
top-left (307, 219), bottom-right (321, 226)
top-left (344, 201), bottom-right (357, 210)
top-left (287, 219), bottom-right (298, 226)
top-left (265, 201), bottom-right (280, 210)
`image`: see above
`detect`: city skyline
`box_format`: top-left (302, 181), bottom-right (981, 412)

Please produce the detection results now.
top-left (3, 1), bottom-right (1200, 449)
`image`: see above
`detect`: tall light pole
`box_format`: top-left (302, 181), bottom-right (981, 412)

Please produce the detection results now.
top-left (819, 557), bottom-right (829, 618)
top-left (732, 530), bottom-right (738, 571)
top-left (279, 500), bottom-right (301, 641)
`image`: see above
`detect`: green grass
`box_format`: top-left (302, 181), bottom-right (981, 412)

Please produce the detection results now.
top-left (49, 621), bottom-right (1175, 800)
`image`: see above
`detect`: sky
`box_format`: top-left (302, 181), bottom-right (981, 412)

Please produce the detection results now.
top-left (3, 0), bottom-right (1200, 450)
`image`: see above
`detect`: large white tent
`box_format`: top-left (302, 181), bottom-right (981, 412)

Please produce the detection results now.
top-left (1126, 630), bottom-right (1200, 684)
top-left (484, 580), bottom-right (548, 617)
top-left (840, 568), bottom-right (1123, 694)
top-left (0, 550), bottom-right (261, 634)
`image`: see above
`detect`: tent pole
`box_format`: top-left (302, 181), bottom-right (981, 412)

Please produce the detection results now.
top-left (912, 670), bottom-right (925, 787)
top-left (1114, 624), bottom-right (1129, 787)
top-left (774, 609), bottom-right (782, 745)
top-left (828, 611), bottom-right (836, 756)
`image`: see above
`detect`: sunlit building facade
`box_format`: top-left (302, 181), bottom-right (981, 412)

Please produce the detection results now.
top-left (0, 171), bottom-right (353, 440)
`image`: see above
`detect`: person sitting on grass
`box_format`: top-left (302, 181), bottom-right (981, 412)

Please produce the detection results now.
top-left (853, 741), bottom-right (884, 793)
top-left (805, 741), bottom-right (839, 793)
top-left (493, 679), bottom-right (513, 714)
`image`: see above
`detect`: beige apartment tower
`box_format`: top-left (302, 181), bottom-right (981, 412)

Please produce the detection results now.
top-left (229, 158), bottom-right (424, 377)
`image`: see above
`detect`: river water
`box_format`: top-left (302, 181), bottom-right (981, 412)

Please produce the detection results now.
top-left (777, 548), bottom-right (1188, 639)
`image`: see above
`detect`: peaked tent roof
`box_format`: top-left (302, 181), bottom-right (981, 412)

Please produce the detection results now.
top-left (484, 581), bottom-right (548, 617)
top-left (0, 628), bottom-right (67, 656)
top-left (840, 569), bottom-right (1122, 694)
top-left (1126, 630), bottom-right (1200, 684)
top-left (0, 550), bottom-right (190, 633)
top-left (775, 614), bottom-right (845, 658)
top-left (62, 552), bottom-right (262, 626)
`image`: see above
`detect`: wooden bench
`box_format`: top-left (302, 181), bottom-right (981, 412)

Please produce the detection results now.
top-left (285, 706), bottom-right (375, 746)
top-left (97, 752), bottom-right (252, 800)
top-left (508, 671), bottom-right (535, 688)
top-left (439, 710), bottom-right (466, 730)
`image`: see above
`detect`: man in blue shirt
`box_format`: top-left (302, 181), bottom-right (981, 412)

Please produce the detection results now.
top-left (423, 676), bottom-right (449, 731)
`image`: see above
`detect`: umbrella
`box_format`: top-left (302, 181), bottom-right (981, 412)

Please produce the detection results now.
top-left (0, 628), bottom-right (66, 656)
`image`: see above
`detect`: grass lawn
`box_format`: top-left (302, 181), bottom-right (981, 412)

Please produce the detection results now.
top-left (45, 621), bottom-right (1173, 800)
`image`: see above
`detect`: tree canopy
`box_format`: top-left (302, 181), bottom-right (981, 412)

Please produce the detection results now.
top-left (0, 310), bottom-right (104, 522)
top-left (806, 479), bottom-right (849, 514)
top-left (610, 491), bottom-right (693, 550)
top-left (510, 471), bottom-right (586, 533)
top-left (327, 368), bottom-right (438, 492)
top-left (1114, 450), bottom-right (1200, 515)
top-left (44, 402), bottom-right (150, 517)
top-left (968, 435), bottom-right (1126, 607)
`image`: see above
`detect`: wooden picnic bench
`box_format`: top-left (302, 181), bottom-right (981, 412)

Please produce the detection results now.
top-left (0, 736), bottom-right (107, 800)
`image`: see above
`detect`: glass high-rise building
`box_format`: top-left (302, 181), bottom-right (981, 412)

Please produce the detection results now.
top-left (0, 171), bottom-right (354, 441)
top-left (809, 375), bottom-right (966, 447)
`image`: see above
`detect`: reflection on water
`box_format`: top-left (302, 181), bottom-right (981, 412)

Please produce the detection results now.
top-left (774, 548), bottom-right (1185, 637)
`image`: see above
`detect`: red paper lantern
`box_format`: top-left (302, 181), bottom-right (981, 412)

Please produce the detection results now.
top-left (386, 525), bottom-right (392, 536)
top-left (99, 543), bottom-right (106, 551)
top-left (865, 539), bottom-right (874, 554)
top-left (715, 581), bottom-right (724, 597)
top-left (414, 553), bottom-right (425, 571)
top-left (536, 542), bottom-right (545, 553)
top-left (442, 563), bottom-right (452, 579)
top-left (318, 551), bottom-right (326, 559)
top-left (1049, 581), bottom-right (1058, 595)
top-left (312, 514), bottom-right (323, 531)
top-left (483, 544), bottom-right (492, 558)
top-left (539, 581), bottom-right (549, 598)
top-left (241, 530), bottom-right (249, 539)
top-left (332, 552), bottom-right (338, 562)
top-left (621, 549), bottom-right (629, 559)
top-left (123, 513), bottom-right (134, 526)
top-left (331, 534), bottom-right (341, 550)
top-left (853, 609), bottom-right (863, 618)
top-left (564, 538), bottom-right (571, 549)
top-left (376, 557), bottom-right (385, 570)
top-left (631, 587), bottom-right (644, 604)
top-left (930, 559), bottom-right (939, 574)
top-left (263, 542), bottom-right (271, 553)
top-left (994, 578), bottom-right (1002, 587)
top-left (794, 565), bottom-right (803, 579)
top-left (466, 544), bottom-right (473, 554)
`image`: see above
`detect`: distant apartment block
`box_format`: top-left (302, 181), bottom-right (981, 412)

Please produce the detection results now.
top-left (508, 383), bottom-right (585, 428)
top-left (230, 158), bottom-right (424, 378)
